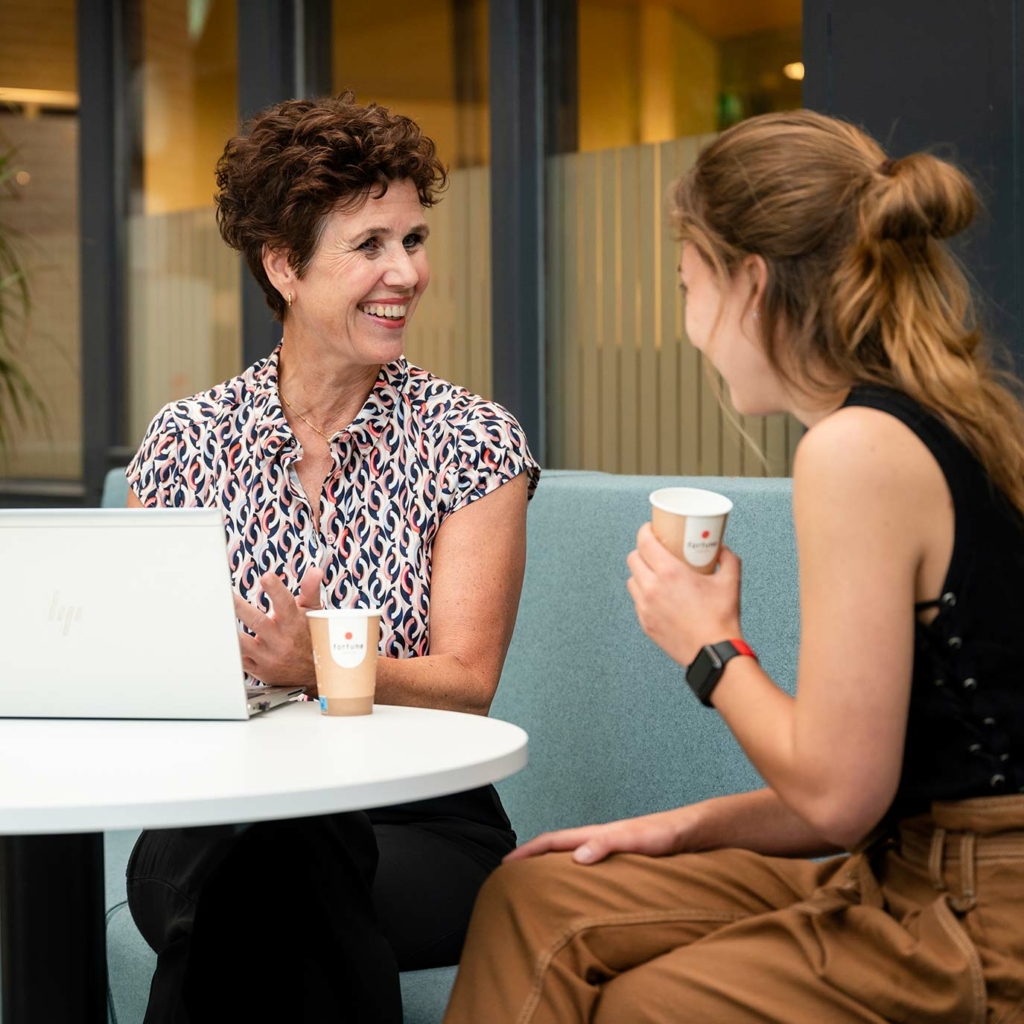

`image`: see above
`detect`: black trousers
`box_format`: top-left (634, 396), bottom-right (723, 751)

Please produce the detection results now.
top-left (127, 807), bottom-right (514, 1024)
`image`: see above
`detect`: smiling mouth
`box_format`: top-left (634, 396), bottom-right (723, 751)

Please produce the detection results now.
top-left (358, 302), bottom-right (409, 320)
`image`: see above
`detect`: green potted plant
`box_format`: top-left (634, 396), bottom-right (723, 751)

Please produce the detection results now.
top-left (0, 140), bottom-right (43, 454)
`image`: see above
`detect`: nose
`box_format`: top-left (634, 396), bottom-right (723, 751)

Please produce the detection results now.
top-left (381, 243), bottom-right (421, 291)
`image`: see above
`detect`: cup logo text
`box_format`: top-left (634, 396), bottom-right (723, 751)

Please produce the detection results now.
top-left (327, 617), bottom-right (371, 669)
top-left (683, 516), bottom-right (725, 568)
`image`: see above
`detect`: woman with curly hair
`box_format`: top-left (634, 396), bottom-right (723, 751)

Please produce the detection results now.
top-left (125, 93), bottom-right (539, 1023)
top-left (444, 110), bottom-right (1024, 1023)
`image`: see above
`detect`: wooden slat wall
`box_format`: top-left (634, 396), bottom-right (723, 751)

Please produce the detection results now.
top-left (599, 149), bottom-right (619, 473)
top-left (402, 165), bottom-right (493, 399)
top-left (545, 135), bottom-right (801, 477)
top-left (127, 207), bottom-right (241, 445)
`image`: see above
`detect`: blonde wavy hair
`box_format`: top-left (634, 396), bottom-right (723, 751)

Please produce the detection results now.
top-left (670, 109), bottom-right (1024, 517)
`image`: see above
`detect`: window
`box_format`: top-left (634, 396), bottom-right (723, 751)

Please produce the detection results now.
top-left (333, 0), bottom-right (492, 398)
top-left (547, 0), bottom-right (803, 475)
top-left (126, 0), bottom-right (241, 448)
top-left (0, 0), bottom-right (81, 480)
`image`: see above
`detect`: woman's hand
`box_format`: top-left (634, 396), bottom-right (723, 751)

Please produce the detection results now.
top-left (626, 524), bottom-right (743, 668)
top-left (234, 568), bottom-right (323, 688)
top-left (504, 808), bottom-right (693, 865)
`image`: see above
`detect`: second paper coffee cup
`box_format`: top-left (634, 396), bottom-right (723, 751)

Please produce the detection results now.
top-left (649, 487), bottom-right (733, 574)
top-left (306, 608), bottom-right (382, 716)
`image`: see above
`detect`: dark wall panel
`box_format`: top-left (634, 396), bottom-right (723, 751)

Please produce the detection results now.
top-left (804, 0), bottom-right (1024, 365)
top-left (238, 0), bottom-right (333, 367)
top-left (79, 0), bottom-right (131, 506)
top-left (489, 0), bottom-right (546, 461)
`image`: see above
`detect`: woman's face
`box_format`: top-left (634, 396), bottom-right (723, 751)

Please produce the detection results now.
top-left (679, 242), bottom-right (789, 417)
top-left (283, 178), bottom-right (430, 367)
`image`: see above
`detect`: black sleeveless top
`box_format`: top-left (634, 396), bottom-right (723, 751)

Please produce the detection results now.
top-left (842, 386), bottom-right (1024, 817)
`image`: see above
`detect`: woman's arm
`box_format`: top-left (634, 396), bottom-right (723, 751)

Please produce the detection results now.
top-left (374, 472), bottom-right (529, 715)
top-left (232, 472), bottom-right (529, 712)
top-left (629, 406), bottom-right (948, 849)
top-left (711, 409), bottom-right (932, 846)
top-left (218, 469), bottom-right (530, 710)
top-left (507, 786), bottom-right (841, 864)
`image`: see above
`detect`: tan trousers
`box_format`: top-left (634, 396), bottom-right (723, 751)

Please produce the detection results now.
top-left (443, 796), bottom-right (1024, 1024)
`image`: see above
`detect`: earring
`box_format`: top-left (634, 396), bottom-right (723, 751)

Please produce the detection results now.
top-left (286, 293), bottom-right (293, 307)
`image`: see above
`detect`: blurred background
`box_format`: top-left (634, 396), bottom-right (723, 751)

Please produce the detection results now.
top-left (0, 0), bottom-right (1019, 505)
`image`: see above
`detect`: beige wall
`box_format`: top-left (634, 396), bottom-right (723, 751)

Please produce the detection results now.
top-left (332, 0), bottom-right (489, 169)
top-left (579, 2), bottom-right (718, 151)
top-left (579, 3), bottom-right (641, 151)
top-left (0, 0), bottom-right (77, 93)
top-left (578, 0), bottom-right (797, 152)
top-left (672, 11), bottom-right (719, 136)
top-left (140, 0), bottom-right (238, 214)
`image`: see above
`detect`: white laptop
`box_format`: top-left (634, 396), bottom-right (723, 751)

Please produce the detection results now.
top-left (0, 508), bottom-right (305, 719)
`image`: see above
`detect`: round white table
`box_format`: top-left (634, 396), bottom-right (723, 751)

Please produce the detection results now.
top-left (0, 702), bottom-right (528, 1024)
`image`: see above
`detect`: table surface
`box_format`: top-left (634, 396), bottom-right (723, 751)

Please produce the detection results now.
top-left (0, 702), bottom-right (529, 835)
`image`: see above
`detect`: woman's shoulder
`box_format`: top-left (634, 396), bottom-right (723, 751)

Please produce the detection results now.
top-left (402, 362), bottom-right (527, 436)
top-left (141, 360), bottom-right (267, 441)
top-left (796, 401), bottom-right (937, 483)
top-left (401, 362), bottom-right (541, 500)
top-left (793, 399), bottom-right (950, 541)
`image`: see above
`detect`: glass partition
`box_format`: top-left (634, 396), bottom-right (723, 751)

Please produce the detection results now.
top-left (126, 0), bottom-right (241, 447)
top-left (548, 0), bottom-right (803, 475)
top-left (333, 0), bottom-right (492, 399)
top-left (0, 0), bottom-right (81, 480)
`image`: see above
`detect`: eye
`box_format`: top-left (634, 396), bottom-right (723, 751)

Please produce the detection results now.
top-left (403, 233), bottom-right (425, 250)
top-left (358, 237), bottom-right (381, 253)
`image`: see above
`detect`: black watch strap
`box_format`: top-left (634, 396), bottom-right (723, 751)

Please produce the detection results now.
top-left (685, 640), bottom-right (756, 707)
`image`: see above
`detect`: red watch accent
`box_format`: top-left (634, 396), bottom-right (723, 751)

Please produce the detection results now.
top-left (730, 639), bottom-right (757, 660)
top-left (686, 639), bottom-right (759, 707)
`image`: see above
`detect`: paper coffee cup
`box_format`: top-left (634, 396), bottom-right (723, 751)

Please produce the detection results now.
top-left (649, 487), bottom-right (733, 575)
top-left (306, 608), bottom-right (382, 716)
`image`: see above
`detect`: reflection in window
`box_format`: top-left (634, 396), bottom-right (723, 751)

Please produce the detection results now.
top-left (548, 0), bottom-right (803, 476)
top-left (127, 0), bottom-right (241, 448)
top-left (0, 0), bottom-right (81, 480)
top-left (578, 0), bottom-right (802, 149)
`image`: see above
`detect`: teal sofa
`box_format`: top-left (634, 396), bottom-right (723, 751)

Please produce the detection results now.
top-left (100, 469), bottom-right (799, 1024)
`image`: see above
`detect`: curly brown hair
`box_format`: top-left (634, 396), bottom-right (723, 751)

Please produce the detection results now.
top-left (215, 92), bottom-right (448, 322)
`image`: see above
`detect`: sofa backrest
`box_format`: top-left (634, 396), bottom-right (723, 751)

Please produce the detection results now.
top-left (103, 468), bottom-right (129, 509)
top-left (103, 466), bottom-right (802, 843)
top-left (492, 471), bottom-right (800, 842)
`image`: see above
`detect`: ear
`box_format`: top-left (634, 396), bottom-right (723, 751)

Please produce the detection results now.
top-left (743, 254), bottom-right (768, 306)
top-left (262, 245), bottom-right (295, 297)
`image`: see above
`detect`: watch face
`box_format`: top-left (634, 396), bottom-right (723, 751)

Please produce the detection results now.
top-left (687, 649), bottom-right (714, 691)
top-left (687, 644), bottom-right (726, 706)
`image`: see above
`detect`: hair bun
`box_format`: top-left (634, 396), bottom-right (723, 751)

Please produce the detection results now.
top-left (867, 151), bottom-right (976, 243)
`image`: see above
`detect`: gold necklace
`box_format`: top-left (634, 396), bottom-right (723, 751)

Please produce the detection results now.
top-left (280, 392), bottom-right (336, 441)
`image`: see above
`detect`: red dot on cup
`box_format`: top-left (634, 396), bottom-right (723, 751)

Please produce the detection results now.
top-left (702, 530), bottom-right (710, 539)
top-left (345, 632), bottom-right (353, 640)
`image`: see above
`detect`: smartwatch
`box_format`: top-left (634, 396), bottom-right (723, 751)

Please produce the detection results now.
top-left (685, 639), bottom-right (757, 707)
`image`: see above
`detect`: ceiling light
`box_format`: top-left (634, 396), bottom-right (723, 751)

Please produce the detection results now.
top-left (783, 62), bottom-right (805, 82)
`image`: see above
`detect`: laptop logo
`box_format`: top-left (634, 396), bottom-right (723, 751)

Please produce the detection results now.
top-left (49, 592), bottom-right (83, 636)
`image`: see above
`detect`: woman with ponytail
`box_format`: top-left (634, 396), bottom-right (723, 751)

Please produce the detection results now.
top-left (443, 110), bottom-right (1024, 1023)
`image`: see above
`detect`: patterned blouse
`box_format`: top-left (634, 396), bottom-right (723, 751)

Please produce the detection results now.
top-left (127, 346), bottom-right (540, 672)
